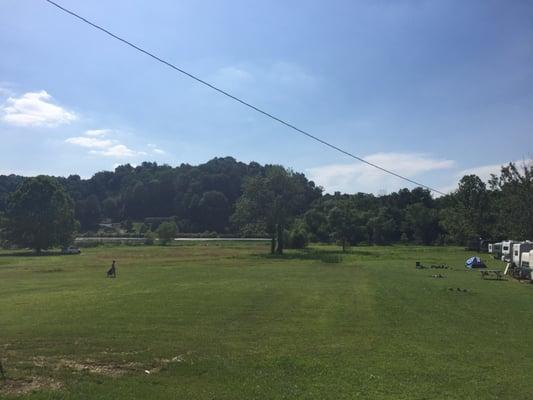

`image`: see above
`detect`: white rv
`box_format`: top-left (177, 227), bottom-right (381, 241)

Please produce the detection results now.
top-left (501, 241), bottom-right (517, 262)
top-left (489, 242), bottom-right (502, 259)
top-left (512, 242), bottom-right (533, 266)
top-left (517, 250), bottom-right (533, 280)
top-left (520, 250), bottom-right (533, 268)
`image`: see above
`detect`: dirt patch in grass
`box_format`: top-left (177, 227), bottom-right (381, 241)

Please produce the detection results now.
top-left (31, 354), bottom-right (187, 377)
top-left (58, 359), bottom-right (141, 377)
top-left (0, 376), bottom-right (62, 396)
top-left (33, 268), bottom-right (65, 273)
top-left (145, 355), bottom-right (187, 374)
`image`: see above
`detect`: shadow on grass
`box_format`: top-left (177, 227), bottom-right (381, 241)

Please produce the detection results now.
top-left (32, 268), bottom-right (66, 273)
top-left (257, 248), bottom-right (346, 264)
top-left (0, 250), bottom-right (68, 258)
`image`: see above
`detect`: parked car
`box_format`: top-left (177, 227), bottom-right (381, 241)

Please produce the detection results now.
top-left (62, 246), bottom-right (81, 254)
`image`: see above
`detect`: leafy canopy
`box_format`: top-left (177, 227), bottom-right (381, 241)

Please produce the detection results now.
top-left (6, 175), bottom-right (78, 252)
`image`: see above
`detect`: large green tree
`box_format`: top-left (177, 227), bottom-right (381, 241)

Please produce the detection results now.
top-left (328, 205), bottom-right (352, 252)
top-left (405, 202), bottom-right (440, 244)
top-left (6, 176), bottom-right (78, 252)
top-left (489, 162), bottom-right (533, 239)
top-left (232, 166), bottom-right (320, 254)
top-left (440, 175), bottom-right (489, 244)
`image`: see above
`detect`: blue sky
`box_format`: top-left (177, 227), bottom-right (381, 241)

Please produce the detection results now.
top-left (1, 0), bottom-right (532, 194)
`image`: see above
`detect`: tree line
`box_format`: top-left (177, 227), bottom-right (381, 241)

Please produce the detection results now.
top-left (0, 157), bottom-right (531, 253)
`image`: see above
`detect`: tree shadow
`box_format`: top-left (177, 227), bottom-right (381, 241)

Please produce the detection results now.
top-left (0, 250), bottom-right (66, 258)
top-left (256, 248), bottom-right (346, 263)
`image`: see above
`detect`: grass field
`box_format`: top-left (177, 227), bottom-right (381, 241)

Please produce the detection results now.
top-left (1, 243), bottom-right (532, 399)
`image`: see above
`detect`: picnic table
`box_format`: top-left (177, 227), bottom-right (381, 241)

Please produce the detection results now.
top-left (480, 270), bottom-right (504, 280)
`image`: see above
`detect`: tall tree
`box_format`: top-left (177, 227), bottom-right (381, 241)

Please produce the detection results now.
top-left (198, 191), bottom-right (230, 232)
top-left (490, 162), bottom-right (533, 239)
top-left (232, 166), bottom-right (319, 254)
top-left (328, 205), bottom-right (352, 252)
top-left (405, 202), bottom-right (440, 244)
top-left (5, 176), bottom-right (78, 252)
top-left (440, 175), bottom-right (489, 244)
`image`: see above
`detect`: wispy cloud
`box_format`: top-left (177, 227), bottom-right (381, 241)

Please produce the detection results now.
top-left (458, 158), bottom-right (532, 181)
top-left (65, 129), bottom-right (145, 158)
top-left (211, 61), bottom-right (318, 92)
top-left (212, 66), bottom-right (254, 88)
top-left (148, 143), bottom-right (166, 155)
top-left (85, 129), bottom-right (111, 137)
top-left (308, 152), bottom-right (455, 194)
top-left (65, 136), bottom-right (114, 149)
top-left (0, 85), bottom-right (14, 97)
top-left (91, 144), bottom-right (145, 158)
top-left (1, 90), bottom-right (76, 127)
top-left (441, 158), bottom-right (533, 192)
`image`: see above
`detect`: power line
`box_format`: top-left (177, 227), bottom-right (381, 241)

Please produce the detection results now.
top-left (44, 0), bottom-right (446, 196)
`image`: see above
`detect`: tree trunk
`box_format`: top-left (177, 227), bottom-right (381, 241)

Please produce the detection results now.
top-left (270, 232), bottom-right (276, 254)
top-left (342, 238), bottom-right (346, 252)
top-left (276, 224), bottom-right (284, 255)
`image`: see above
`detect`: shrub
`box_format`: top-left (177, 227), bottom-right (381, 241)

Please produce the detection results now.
top-left (144, 231), bottom-right (156, 245)
top-left (287, 228), bottom-right (309, 249)
top-left (156, 221), bottom-right (177, 245)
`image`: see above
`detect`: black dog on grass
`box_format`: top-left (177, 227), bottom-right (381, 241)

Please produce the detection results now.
top-left (107, 260), bottom-right (117, 278)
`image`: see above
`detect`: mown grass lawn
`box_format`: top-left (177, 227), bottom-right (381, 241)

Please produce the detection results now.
top-left (0, 243), bottom-right (532, 399)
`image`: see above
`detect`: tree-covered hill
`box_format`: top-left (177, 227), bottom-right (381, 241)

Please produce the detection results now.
top-left (0, 157), bottom-right (531, 247)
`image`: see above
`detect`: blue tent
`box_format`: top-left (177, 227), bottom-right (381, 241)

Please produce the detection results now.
top-left (465, 256), bottom-right (486, 268)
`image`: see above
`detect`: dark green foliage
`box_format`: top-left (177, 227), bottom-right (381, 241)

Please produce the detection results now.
top-left (198, 191), bottom-right (230, 232)
top-left (75, 194), bottom-right (101, 231)
top-left (139, 223), bottom-right (150, 234)
top-left (405, 203), bottom-right (439, 244)
top-left (123, 219), bottom-right (134, 233)
top-left (5, 176), bottom-right (78, 252)
top-left (0, 159), bottom-right (531, 246)
top-left (489, 162), bottom-right (533, 239)
top-left (232, 166), bottom-right (321, 254)
top-left (144, 230), bottom-right (156, 245)
top-left (156, 221), bottom-right (177, 245)
top-left (286, 223), bottom-right (309, 249)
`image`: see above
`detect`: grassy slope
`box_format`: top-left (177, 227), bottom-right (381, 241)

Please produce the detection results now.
top-left (0, 244), bottom-right (532, 399)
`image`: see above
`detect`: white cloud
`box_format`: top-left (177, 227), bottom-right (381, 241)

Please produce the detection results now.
top-left (148, 143), bottom-right (166, 155)
top-left (0, 86), bottom-right (14, 97)
top-left (210, 61), bottom-right (317, 93)
top-left (85, 129), bottom-right (111, 137)
top-left (212, 66), bottom-right (254, 88)
top-left (65, 129), bottom-right (145, 158)
top-left (91, 144), bottom-right (145, 158)
top-left (308, 152), bottom-right (455, 194)
top-left (458, 159), bottom-right (532, 181)
top-left (1, 90), bottom-right (76, 127)
top-left (267, 61), bottom-right (317, 87)
top-left (65, 136), bottom-right (114, 149)
top-left (441, 158), bottom-right (533, 192)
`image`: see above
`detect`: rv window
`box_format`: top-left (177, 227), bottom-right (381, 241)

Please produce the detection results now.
top-left (514, 251), bottom-right (518, 256)
top-left (503, 246), bottom-right (509, 251)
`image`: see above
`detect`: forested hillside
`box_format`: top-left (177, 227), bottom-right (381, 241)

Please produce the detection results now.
top-left (0, 157), bottom-right (531, 246)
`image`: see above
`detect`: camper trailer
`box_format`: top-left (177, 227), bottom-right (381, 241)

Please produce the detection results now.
top-left (515, 250), bottom-right (533, 281)
top-left (501, 241), bottom-right (517, 262)
top-left (488, 242), bottom-right (503, 259)
top-left (520, 250), bottom-right (533, 268)
top-left (512, 242), bottom-right (533, 267)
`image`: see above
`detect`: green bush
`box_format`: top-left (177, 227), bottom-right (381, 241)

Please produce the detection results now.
top-left (144, 231), bottom-right (156, 245)
top-left (156, 221), bottom-right (177, 245)
top-left (287, 228), bottom-right (309, 249)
